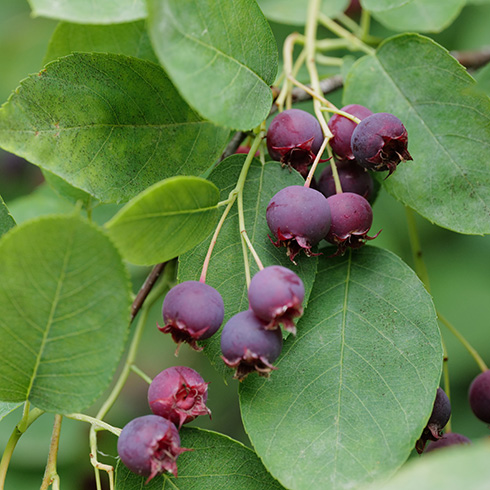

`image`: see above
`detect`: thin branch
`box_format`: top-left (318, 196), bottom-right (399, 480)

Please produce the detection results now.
top-left (40, 415), bottom-right (63, 490)
top-left (452, 48), bottom-right (490, 69)
top-left (131, 262), bottom-right (167, 321)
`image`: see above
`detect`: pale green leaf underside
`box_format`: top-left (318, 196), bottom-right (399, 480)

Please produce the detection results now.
top-left (147, 0), bottom-right (278, 130)
top-left (106, 177), bottom-right (219, 265)
top-left (28, 0), bottom-right (147, 25)
top-left (240, 247), bottom-right (442, 490)
top-left (361, 0), bottom-right (410, 12)
top-left (178, 156), bottom-right (318, 376)
top-left (0, 195), bottom-right (15, 237)
top-left (0, 53), bottom-right (229, 203)
top-left (0, 215), bottom-right (131, 413)
top-left (0, 402), bottom-right (22, 421)
top-left (344, 34), bottom-right (490, 234)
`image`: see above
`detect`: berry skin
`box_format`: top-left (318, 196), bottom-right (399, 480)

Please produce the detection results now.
top-left (351, 112), bottom-right (412, 176)
top-left (327, 104), bottom-right (373, 160)
top-left (158, 281), bottom-right (224, 352)
top-left (325, 192), bottom-right (379, 255)
top-left (266, 185), bottom-right (331, 263)
top-left (221, 310), bottom-right (283, 381)
top-left (468, 370), bottom-right (490, 424)
top-left (148, 366), bottom-right (211, 429)
top-left (424, 432), bottom-right (471, 454)
top-left (117, 415), bottom-right (190, 482)
top-left (317, 159), bottom-right (374, 201)
top-left (267, 109), bottom-right (324, 177)
top-left (248, 266), bottom-right (305, 335)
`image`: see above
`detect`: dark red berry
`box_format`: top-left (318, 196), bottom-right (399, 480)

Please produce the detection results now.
top-left (148, 366), bottom-right (211, 429)
top-left (317, 159), bottom-right (374, 201)
top-left (469, 370), bottom-right (490, 424)
top-left (351, 112), bottom-right (412, 176)
top-left (424, 432), bottom-right (471, 453)
top-left (248, 265), bottom-right (305, 335)
top-left (327, 104), bottom-right (373, 160)
top-left (117, 415), bottom-right (190, 482)
top-left (221, 309), bottom-right (283, 381)
top-left (158, 281), bottom-right (224, 352)
top-left (325, 192), bottom-right (379, 255)
top-left (267, 109), bottom-right (324, 177)
top-left (266, 185), bottom-right (331, 263)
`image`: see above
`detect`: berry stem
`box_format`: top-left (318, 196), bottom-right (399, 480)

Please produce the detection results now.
top-left (130, 364), bottom-right (153, 385)
top-left (315, 54), bottom-right (344, 66)
top-left (316, 38), bottom-right (352, 51)
top-left (304, 137), bottom-right (330, 188)
top-left (40, 414), bottom-right (63, 490)
top-left (320, 106), bottom-right (361, 123)
top-left (335, 12), bottom-right (361, 34)
top-left (65, 413), bottom-right (122, 436)
top-left (241, 229), bottom-right (264, 270)
top-left (359, 8), bottom-right (371, 42)
top-left (441, 338), bottom-right (452, 433)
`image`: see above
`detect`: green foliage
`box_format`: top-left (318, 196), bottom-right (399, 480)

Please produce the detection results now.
top-left (0, 194), bottom-right (15, 237)
top-left (361, 0), bottom-right (410, 12)
top-left (0, 402), bottom-right (21, 422)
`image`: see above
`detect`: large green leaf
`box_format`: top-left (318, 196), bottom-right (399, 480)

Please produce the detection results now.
top-left (0, 215), bottom-right (131, 413)
top-left (0, 53), bottom-right (229, 203)
top-left (240, 247), bottom-right (442, 490)
top-left (0, 194), bottom-right (15, 237)
top-left (27, 0), bottom-right (147, 24)
top-left (115, 427), bottom-right (284, 489)
top-left (0, 402), bottom-right (22, 422)
top-left (343, 34), bottom-right (490, 235)
top-left (147, 0), bottom-right (278, 130)
top-left (106, 177), bottom-right (219, 265)
top-left (178, 156), bottom-right (318, 375)
top-left (360, 0), bottom-right (410, 12)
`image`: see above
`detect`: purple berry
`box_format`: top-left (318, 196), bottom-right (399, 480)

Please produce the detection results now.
top-left (158, 280), bottom-right (224, 352)
top-left (469, 370), bottom-right (490, 424)
top-left (148, 366), bottom-right (211, 429)
top-left (267, 109), bottom-right (324, 177)
top-left (117, 415), bottom-right (189, 482)
top-left (327, 104), bottom-right (373, 160)
top-left (424, 432), bottom-right (471, 453)
top-left (248, 266), bottom-right (305, 335)
top-left (221, 310), bottom-right (283, 380)
top-left (317, 159), bottom-right (374, 201)
top-left (325, 192), bottom-right (379, 255)
top-left (266, 185), bottom-right (331, 263)
top-left (351, 112), bottom-right (412, 176)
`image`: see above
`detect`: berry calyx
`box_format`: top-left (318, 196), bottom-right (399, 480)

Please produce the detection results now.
top-left (468, 370), bottom-right (490, 424)
top-left (266, 185), bottom-right (331, 263)
top-left (248, 265), bottom-right (305, 334)
top-left (424, 432), bottom-right (471, 453)
top-left (351, 112), bottom-right (412, 176)
top-left (221, 309), bottom-right (283, 380)
top-left (117, 415), bottom-right (190, 482)
top-left (148, 366), bottom-right (211, 429)
top-left (158, 280), bottom-right (224, 352)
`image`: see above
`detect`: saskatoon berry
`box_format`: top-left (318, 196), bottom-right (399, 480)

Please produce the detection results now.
top-left (117, 414), bottom-right (189, 482)
top-left (148, 366), bottom-right (211, 429)
top-left (424, 432), bottom-right (471, 454)
top-left (267, 109), bottom-right (324, 177)
top-left (351, 112), bottom-right (412, 176)
top-left (248, 265), bottom-right (305, 335)
top-left (221, 309), bottom-right (283, 380)
top-left (158, 280), bottom-right (224, 352)
top-left (266, 185), bottom-right (331, 263)
top-left (468, 370), bottom-right (490, 424)
top-left (327, 104), bottom-right (373, 160)
top-left (325, 192), bottom-right (379, 255)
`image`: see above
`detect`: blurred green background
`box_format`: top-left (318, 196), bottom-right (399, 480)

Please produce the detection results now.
top-left (1, 1), bottom-right (489, 489)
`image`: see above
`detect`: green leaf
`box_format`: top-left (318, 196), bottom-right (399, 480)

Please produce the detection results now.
top-left (240, 247), bottom-right (442, 490)
top-left (147, 0), bottom-right (278, 131)
top-left (0, 53), bottom-right (229, 203)
top-left (106, 177), bottom-right (219, 265)
top-left (0, 194), bottom-right (15, 237)
top-left (360, 0), bottom-right (410, 12)
top-left (27, 0), bottom-right (147, 25)
top-left (178, 156), bottom-right (318, 376)
top-left (474, 62), bottom-right (490, 97)
top-left (343, 34), bottom-right (490, 235)
top-left (0, 215), bottom-right (131, 413)
top-left (44, 21), bottom-right (158, 64)
top-left (257, 0), bottom-right (349, 25)
top-left (115, 427), bottom-right (284, 489)
top-left (43, 170), bottom-right (93, 207)
top-left (0, 402), bottom-right (22, 421)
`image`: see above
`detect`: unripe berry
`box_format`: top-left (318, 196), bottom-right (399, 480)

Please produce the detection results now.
top-left (424, 432), bottom-right (471, 453)
top-left (468, 370), bottom-right (490, 424)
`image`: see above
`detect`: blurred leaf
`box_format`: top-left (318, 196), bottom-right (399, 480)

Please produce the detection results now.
top-left (0, 53), bottom-right (229, 203)
top-left (466, 0), bottom-right (490, 4)
top-left (27, 0), bottom-right (147, 24)
top-left (0, 194), bottom-right (15, 236)
top-left (240, 247), bottom-right (442, 490)
top-left (0, 215), bottom-right (131, 413)
top-left (106, 177), bottom-right (219, 265)
top-left (116, 427), bottom-right (284, 488)
top-left (343, 34), bottom-right (490, 234)
top-left (361, 0), bottom-right (410, 11)
top-left (474, 62), bottom-right (490, 97)
top-left (178, 156), bottom-right (318, 376)
top-left (147, 0), bottom-right (278, 130)
top-left (0, 401), bottom-right (21, 421)
top-left (44, 20), bottom-right (158, 64)
top-left (43, 170), bottom-right (93, 207)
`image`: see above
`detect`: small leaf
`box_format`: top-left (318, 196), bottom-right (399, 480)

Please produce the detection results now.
top-left (115, 427), bottom-right (285, 489)
top-left (43, 171), bottom-right (93, 207)
top-left (0, 53), bottom-right (229, 203)
top-left (0, 215), bottom-right (132, 413)
top-left (240, 247), bottom-right (442, 490)
top-left (106, 177), bottom-right (219, 265)
top-left (343, 34), bottom-right (490, 235)
top-left (0, 402), bottom-right (22, 421)
top-left (0, 195), bottom-right (15, 237)
top-left (147, 0), bottom-right (278, 130)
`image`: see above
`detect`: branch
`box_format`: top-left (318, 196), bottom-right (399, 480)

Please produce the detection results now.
top-left (452, 48), bottom-right (490, 69)
top-left (131, 262), bottom-right (167, 322)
